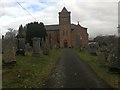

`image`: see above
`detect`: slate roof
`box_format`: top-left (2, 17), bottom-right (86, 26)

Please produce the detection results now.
top-left (45, 24), bottom-right (59, 31)
top-left (45, 24), bottom-right (87, 31)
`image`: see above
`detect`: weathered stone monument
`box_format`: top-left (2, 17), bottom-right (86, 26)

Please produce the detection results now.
top-left (25, 43), bottom-right (32, 52)
top-left (17, 38), bottom-right (25, 50)
top-left (16, 38), bottom-right (25, 55)
top-left (32, 37), bottom-right (40, 56)
top-left (2, 37), bottom-right (16, 64)
top-left (98, 47), bottom-right (107, 67)
top-left (88, 42), bottom-right (98, 55)
top-left (108, 47), bottom-right (120, 72)
top-left (42, 42), bottom-right (49, 55)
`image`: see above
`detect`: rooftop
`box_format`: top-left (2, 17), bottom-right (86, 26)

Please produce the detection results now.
top-left (45, 24), bottom-right (87, 31)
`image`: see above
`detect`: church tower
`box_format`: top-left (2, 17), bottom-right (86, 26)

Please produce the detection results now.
top-left (59, 7), bottom-right (72, 48)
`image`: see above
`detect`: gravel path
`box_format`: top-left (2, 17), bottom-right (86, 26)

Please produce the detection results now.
top-left (43, 48), bottom-right (112, 88)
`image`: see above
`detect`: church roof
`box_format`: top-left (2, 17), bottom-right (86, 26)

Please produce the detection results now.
top-left (45, 24), bottom-right (59, 31)
top-left (45, 24), bottom-right (87, 31)
top-left (61, 7), bottom-right (68, 12)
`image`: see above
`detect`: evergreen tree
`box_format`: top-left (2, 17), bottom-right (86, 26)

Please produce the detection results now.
top-left (17, 24), bottom-right (25, 38)
top-left (25, 22), bottom-right (47, 46)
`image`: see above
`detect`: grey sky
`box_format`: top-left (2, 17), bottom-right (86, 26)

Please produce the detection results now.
top-left (0, 0), bottom-right (119, 38)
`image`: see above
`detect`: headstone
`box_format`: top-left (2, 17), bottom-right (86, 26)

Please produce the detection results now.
top-left (98, 47), bottom-right (106, 67)
top-left (108, 47), bottom-right (120, 72)
top-left (32, 37), bottom-right (40, 56)
top-left (42, 43), bottom-right (49, 55)
top-left (17, 38), bottom-right (25, 50)
top-left (88, 42), bottom-right (98, 55)
top-left (16, 38), bottom-right (25, 55)
top-left (3, 38), bottom-right (16, 64)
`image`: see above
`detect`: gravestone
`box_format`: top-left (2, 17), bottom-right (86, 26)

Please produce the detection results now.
top-left (3, 38), bottom-right (16, 64)
top-left (42, 42), bottom-right (49, 55)
top-left (32, 37), bottom-right (40, 56)
top-left (17, 38), bottom-right (25, 50)
top-left (16, 38), bottom-right (25, 55)
top-left (98, 47), bottom-right (106, 67)
top-left (25, 43), bottom-right (31, 52)
top-left (108, 47), bottom-right (120, 72)
top-left (88, 42), bottom-right (98, 55)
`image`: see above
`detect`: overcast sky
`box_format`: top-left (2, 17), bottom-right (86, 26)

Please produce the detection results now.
top-left (0, 0), bottom-right (119, 38)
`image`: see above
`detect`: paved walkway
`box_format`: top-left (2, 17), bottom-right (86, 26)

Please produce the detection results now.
top-left (43, 48), bottom-right (112, 88)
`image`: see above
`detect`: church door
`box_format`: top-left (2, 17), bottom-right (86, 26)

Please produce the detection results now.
top-left (64, 40), bottom-right (68, 48)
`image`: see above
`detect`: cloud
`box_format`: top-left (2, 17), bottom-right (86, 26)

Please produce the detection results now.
top-left (0, 0), bottom-right (119, 38)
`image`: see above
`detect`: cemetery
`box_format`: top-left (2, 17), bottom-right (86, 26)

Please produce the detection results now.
top-left (2, 39), bottom-right (62, 88)
top-left (76, 35), bottom-right (120, 88)
top-left (2, 24), bottom-right (63, 88)
top-left (79, 50), bottom-right (119, 88)
top-left (2, 22), bottom-right (119, 88)
top-left (2, 31), bottom-right (120, 88)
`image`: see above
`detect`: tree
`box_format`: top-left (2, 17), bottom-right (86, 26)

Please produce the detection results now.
top-left (16, 24), bottom-right (26, 38)
top-left (25, 22), bottom-right (47, 46)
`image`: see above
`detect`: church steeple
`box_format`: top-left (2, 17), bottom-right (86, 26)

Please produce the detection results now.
top-left (59, 7), bottom-right (71, 25)
top-left (59, 7), bottom-right (72, 48)
top-left (61, 7), bottom-right (68, 12)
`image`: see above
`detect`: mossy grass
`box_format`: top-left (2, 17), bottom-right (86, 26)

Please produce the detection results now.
top-left (75, 48), bottom-right (119, 88)
top-left (2, 49), bottom-right (63, 88)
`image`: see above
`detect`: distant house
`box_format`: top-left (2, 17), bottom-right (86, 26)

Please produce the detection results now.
top-left (45, 7), bottom-right (88, 48)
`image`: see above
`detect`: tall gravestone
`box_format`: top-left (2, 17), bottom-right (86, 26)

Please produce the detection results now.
top-left (3, 37), bottom-right (16, 64)
top-left (98, 47), bottom-right (106, 67)
top-left (16, 38), bottom-right (25, 55)
top-left (17, 38), bottom-right (25, 50)
top-left (32, 37), bottom-right (40, 56)
top-left (108, 47), bottom-right (120, 72)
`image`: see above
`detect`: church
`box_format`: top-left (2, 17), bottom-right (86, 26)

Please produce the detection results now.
top-left (45, 7), bottom-right (88, 48)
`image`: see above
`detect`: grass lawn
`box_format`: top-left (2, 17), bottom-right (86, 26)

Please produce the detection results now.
top-left (2, 49), bottom-right (63, 88)
top-left (75, 49), bottom-right (119, 88)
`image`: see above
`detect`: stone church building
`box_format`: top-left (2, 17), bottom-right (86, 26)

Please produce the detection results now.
top-left (45, 7), bottom-right (88, 48)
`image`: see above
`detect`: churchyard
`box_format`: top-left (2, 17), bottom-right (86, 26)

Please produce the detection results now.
top-left (2, 31), bottom-right (63, 88)
top-left (2, 47), bottom-right (63, 88)
top-left (76, 35), bottom-right (120, 88)
top-left (76, 49), bottom-right (119, 88)
top-left (2, 27), bottom-right (120, 88)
